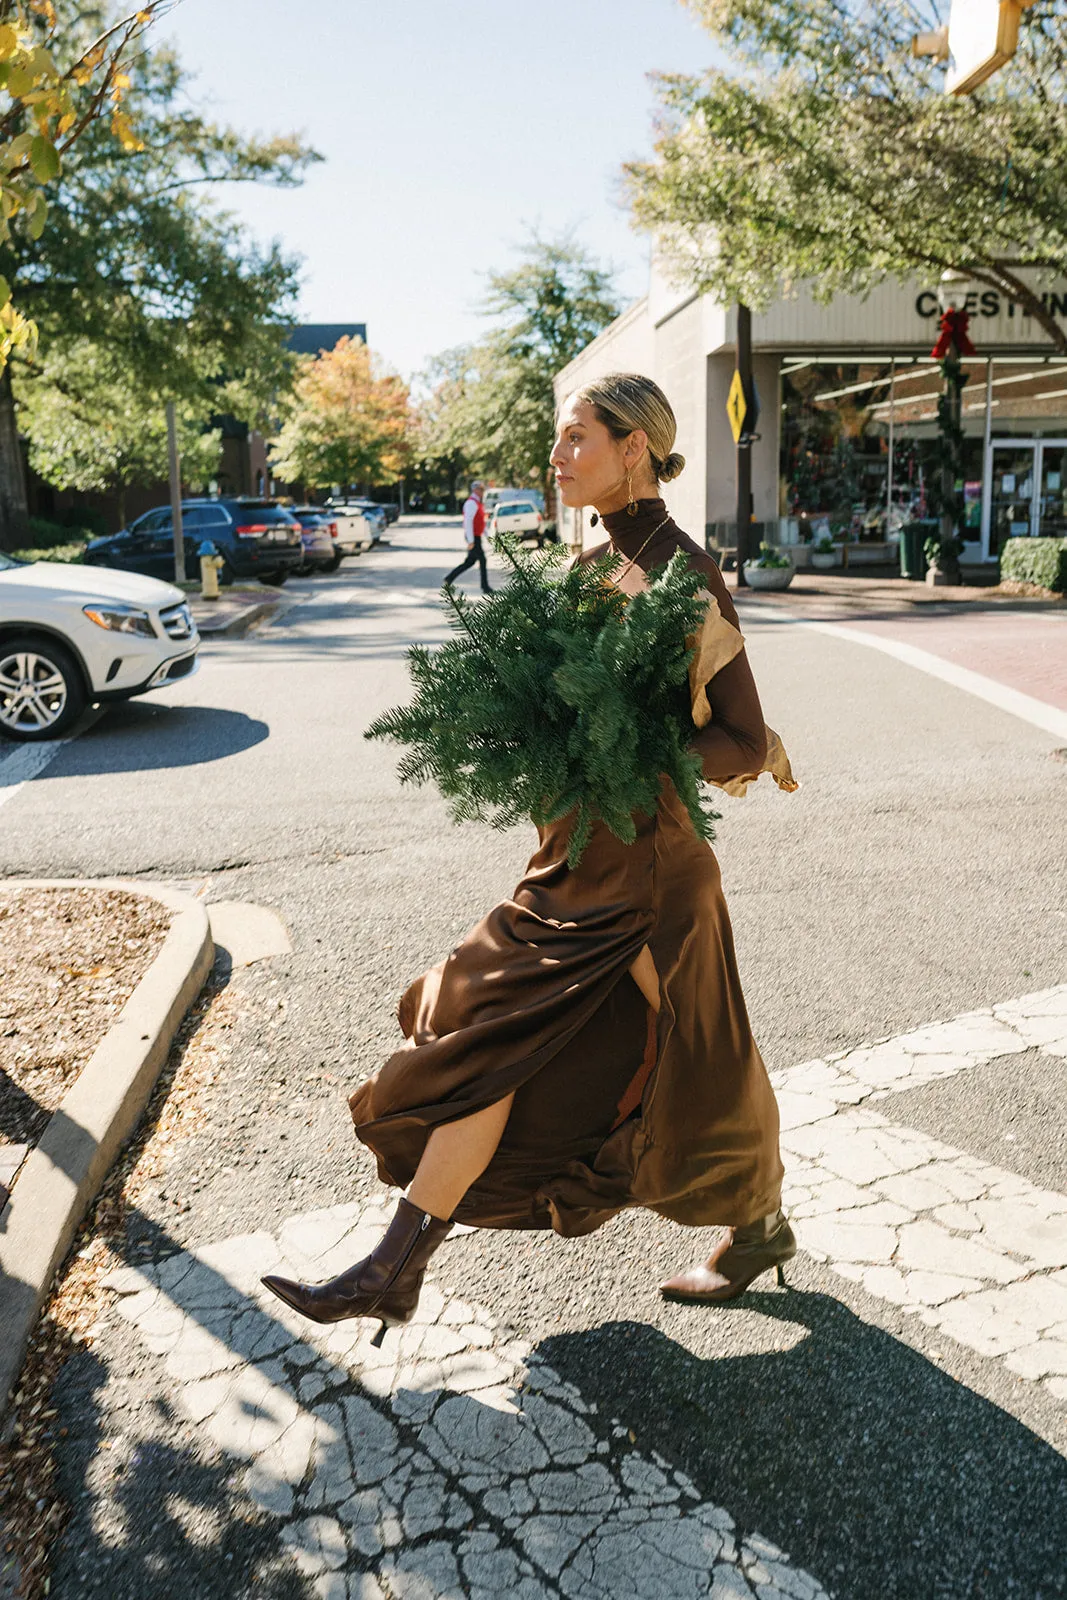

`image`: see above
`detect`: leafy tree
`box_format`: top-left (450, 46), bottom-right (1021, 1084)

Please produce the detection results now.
top-left (626, 0), bottom-right (1067, 353)
top-left (16, 336), bottom-right (222, 523)
top-left (270, 337), bottom-right (412, 494)
top-left (418, 238), bottom-right (620, 491)
top-left (0, 4), bottom-right (318, 546)
top-left (409, 344), bottom-right (482, 510)
top-left (0, 1), bottom-right (172, 370)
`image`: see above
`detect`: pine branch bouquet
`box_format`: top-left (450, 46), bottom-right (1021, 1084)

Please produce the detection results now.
top-left (365, 538), bottom-right (719, 866)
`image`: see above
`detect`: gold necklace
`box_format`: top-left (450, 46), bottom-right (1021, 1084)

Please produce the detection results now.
top-left (611, 512), bottom-right (672, 584)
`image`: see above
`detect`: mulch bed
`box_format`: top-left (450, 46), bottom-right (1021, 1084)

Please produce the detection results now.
top-left (0, 888), bottom-right (172, 1203)
top-left (0, 885), bottom-right (243, 1600)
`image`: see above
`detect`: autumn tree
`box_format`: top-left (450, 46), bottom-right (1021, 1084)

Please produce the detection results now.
top-left (0, 0), bottom-right (173, 372)
top-left (626, 0), bottom-right (1067, 352)
top-left (270, 337), bottom-right (412, 494)
top-left (0, 4), bottom-right (317, 546)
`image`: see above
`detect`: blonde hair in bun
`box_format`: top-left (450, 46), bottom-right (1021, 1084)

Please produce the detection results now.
top-left (571, 371), bottom-right (686, 484)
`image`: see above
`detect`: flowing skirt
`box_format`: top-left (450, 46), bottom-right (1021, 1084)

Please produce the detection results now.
top-left (349, 781), bottom-right (784, 1236)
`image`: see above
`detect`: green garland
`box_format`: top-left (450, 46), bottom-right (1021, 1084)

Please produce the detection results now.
top-left (365, 537), bottom-right (719, 866)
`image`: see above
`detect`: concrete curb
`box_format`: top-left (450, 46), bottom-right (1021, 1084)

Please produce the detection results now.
top-left (192, 595), bottom-right (283, 638)
top-left (0, 878), bottom-right (214, 1421)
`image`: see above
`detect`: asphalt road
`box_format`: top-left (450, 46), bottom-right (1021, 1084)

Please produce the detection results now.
top-left (3, 517), bottom-right (1065, 1599)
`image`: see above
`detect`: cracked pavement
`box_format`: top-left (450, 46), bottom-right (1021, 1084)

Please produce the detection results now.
top-left (2, 519), bottom-right (1065, 1597)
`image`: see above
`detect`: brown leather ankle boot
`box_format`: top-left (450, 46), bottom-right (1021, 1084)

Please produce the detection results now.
top-left (261, 1197), bottom-right (452, 1343)
top-left (659, 1210), bottom-right (796, 1305)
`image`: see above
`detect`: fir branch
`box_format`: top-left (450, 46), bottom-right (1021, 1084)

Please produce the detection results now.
top-left (366, 542), bottom-right (717, 864)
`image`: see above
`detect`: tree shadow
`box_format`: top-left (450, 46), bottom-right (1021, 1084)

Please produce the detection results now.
top-left (41, 1207), bottom-right (1067, 1600)
top-left (50, 1342), bottom-right (310, 1600)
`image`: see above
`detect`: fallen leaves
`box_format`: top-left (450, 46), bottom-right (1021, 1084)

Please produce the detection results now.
top-left (0, 941), bottom-right (246, 1600)
top-left (0, 887), bottom-right (171, 1163)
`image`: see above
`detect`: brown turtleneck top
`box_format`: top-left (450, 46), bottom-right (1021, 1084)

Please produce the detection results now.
top-left (587, 498), bottom-right (769, 785)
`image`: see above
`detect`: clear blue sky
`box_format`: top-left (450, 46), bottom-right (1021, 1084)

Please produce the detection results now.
top-left (160, 0), bottom-right (720, 381)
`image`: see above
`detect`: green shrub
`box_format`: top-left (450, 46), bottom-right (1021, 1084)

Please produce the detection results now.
top-left (27, 516), bottom-right (93, 549)
top-left (55, 505), bottom-right (109, 536)
top-left (11, 541), bottom-right (86, 564)
top-left (751, 541), bottom-right (792, 569)
top-left (1000, 537), bottom-right (1067, 593)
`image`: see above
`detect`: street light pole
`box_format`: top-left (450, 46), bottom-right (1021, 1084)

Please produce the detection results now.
top-left (928, 270), bottom-right (975, 586)
top-left (735, 303), bottom-right (753, 588)
top-left (165, 401), bottom-right (186, 585)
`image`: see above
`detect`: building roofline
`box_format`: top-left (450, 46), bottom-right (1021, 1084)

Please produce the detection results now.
top-left (555, 296), bottom-right (649, 390)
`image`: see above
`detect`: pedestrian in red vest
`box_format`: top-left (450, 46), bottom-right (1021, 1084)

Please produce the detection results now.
top-left (444, 480), bottom-right (493, 594)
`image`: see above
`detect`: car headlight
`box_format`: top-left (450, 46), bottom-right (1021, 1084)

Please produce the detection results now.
top-left (82, 603), bottom-right (156, 637)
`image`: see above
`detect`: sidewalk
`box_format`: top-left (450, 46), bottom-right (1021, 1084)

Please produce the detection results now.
top-left (737, 573), bottom-right (1067, 719)
top-left (735, 568), bottom-right (1065, 619)
top-left (187, 586), bottom-right (286, 637)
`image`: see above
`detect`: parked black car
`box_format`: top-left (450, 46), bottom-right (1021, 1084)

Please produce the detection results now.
top-left (84, 499), bottom-right (304, 586)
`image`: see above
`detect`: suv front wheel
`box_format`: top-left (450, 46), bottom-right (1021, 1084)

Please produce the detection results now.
top-left (0, 634), bottom-right (88, 741)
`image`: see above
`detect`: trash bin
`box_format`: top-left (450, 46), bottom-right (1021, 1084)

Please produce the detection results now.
top-left (900, 520), bottom-right (935, 580)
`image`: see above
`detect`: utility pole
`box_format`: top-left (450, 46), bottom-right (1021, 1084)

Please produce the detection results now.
top-left (165, 401), bottom-right (186, 584)
top-left (735, 303), bottom-right (753, 588)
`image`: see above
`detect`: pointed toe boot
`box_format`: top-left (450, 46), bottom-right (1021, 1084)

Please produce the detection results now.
top-left (261, 1196), bottom-right (452, 1343)
top-left (660, 1211), bottom-right (796, 1305)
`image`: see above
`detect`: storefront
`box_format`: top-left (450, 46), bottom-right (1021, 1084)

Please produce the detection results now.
top-left (554, 262), bottom-right (1067, 564)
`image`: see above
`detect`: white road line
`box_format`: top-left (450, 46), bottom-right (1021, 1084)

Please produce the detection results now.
top-left (0, 737), bottom-right (71, 811)
top-left (746, 608), bottom-right (1067, 741)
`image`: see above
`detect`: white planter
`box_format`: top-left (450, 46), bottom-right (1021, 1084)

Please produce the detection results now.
top-left (810, 551), bottom-right (836, 570)
top-left (745, 563), bottom-right (795, 591)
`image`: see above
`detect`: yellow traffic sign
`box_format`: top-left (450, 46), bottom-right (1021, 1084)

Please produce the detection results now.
top-left (727, 368), bottom-right (747, 443)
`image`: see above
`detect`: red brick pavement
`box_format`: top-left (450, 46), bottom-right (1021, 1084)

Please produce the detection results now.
top-left (833, 611), bottom-right (1067, 714)
top-left (736, 575), bottom-right (1067, 714)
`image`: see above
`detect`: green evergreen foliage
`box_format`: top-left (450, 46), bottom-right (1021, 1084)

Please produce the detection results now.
top-left (366, 539), bottom-right (719, 866)
top-left (1000, 537), bottom-right (1067, 593)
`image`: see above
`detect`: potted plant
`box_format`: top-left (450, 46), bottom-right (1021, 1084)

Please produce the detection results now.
top-left (810, 533), bottom-right (836, 570)
top-left (744, 542), bottom-right (795, 591)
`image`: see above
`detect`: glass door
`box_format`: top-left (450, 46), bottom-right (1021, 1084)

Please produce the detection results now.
top-left (988, 442), bottom-right (1037, 556)
top-left (1037, 442), bottom-right (1067, 538)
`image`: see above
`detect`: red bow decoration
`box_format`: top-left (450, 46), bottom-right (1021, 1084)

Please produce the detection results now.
top-left (931, 307), bottom-right (976, 359)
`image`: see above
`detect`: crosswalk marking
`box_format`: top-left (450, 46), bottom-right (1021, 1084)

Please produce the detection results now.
top-left (0, 736), bottom-right (72, 810)
top-left (773, 986), bottom-right (1067, 1402)
top-left (99, 986), bottom-right (1066, 1594)
top-left (104, 1209), bottom-right (829, 1600)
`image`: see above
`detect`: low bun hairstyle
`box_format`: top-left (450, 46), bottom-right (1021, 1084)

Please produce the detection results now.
top-left (571, 372), bottom-right (686, 484)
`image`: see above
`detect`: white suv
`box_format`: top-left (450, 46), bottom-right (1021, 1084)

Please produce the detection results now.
top-left (490, 498), bottom-right (553, 547)
top-left (0, 553), bottom-right (200, 741)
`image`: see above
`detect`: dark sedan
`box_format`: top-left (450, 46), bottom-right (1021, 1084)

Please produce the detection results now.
top-left (85, 499), bottom-right (304, 586)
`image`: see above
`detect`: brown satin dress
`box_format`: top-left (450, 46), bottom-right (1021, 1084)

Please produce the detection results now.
top-left (349, 500), bottom-right (797, 1238)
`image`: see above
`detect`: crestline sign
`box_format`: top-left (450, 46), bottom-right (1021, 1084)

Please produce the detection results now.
top-left (915, 287), bottom-right (1067, 321)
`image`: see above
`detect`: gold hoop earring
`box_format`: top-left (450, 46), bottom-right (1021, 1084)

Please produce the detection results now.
top-left (626, 470), bottom-right (638, 517)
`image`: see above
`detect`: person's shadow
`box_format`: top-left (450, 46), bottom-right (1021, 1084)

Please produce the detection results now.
top-left (538, 1291), bottom-right (1067, 1600)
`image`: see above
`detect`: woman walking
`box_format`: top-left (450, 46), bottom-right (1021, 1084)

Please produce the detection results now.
top-left (263, 373), bottom-right (797, 1342)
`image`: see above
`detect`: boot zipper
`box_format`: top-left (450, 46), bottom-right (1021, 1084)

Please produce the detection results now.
top-left (372, 1211), bottom-right (432, 1312)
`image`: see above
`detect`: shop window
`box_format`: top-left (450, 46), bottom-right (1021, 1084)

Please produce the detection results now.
top-left (780, 360), bottom-right (990, 544)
